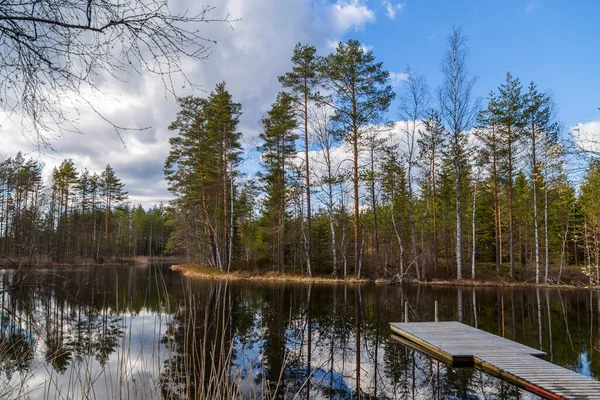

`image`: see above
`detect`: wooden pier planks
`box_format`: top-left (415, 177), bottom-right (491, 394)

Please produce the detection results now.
top-left (390, 321), bottom-right (600, 400)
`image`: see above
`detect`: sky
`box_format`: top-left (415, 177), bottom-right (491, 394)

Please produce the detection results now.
top-left (0, 0), bottom-right (599, 207)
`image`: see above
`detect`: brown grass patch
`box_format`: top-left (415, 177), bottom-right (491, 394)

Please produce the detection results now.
top-left (171, 264), bottom-right (600, 288)
top-left (170, 264), bottom-right (369, 284)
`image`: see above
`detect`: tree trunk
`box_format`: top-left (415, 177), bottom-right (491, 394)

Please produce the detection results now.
top-left (493, 138), bottom-right (502, 271)
top-left (370, 150), bottom-right (380, 277)
top-left (391, 194), bottom-right (405, 277)
top-left (352, 90), bottom-right (360, 278)
top-left (508, 125), bottom-right (515, 280)
top-left (228, 168), bottom-right (234, 273)
top-left (472, 176), bottom-right (477, 280)
top-left (544, 174), bottom-right (550, 283)
top-left (304, 90), bottom-right (312, 277)
top-left (455, 148), bottom-right (463, 280)
top-left (532, 122), bottom-right (541, 284)
top-left (432, 156), bottom-right (439, 272)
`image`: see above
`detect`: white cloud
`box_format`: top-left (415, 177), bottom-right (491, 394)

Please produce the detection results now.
top-left (390, 71), bottom-right (411, 86)
top-left (0, 0), bottom-right (372, 208)
top-left (361, 43), bottom-right (374, 52)
top-left (0, 0), bottom-right (515, 214)
top-left (326, 39), bottom-right (341, 52)
top-left (382, 0), bottom-right (404, 19)
top-left (330, 0), bottom-right (376, 32)
top-left (572, 120), bottom-right (600, 155)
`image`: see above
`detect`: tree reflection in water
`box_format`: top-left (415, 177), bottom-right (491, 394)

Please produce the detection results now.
top-left (0, 265), bottom-right (598, 399)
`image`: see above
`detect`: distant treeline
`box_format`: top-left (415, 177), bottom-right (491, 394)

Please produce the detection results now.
top-left (0, 154), bottom-right (170, 263)
top-left (165, 29), bottom-right (600, 284)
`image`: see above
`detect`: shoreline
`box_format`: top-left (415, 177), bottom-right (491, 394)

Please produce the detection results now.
top-left (0, 256), bottom-right (185, 269)
top-left (170, 264), bottom-right (598, 289)
top-left (169, 264), bottom-right (371, 284)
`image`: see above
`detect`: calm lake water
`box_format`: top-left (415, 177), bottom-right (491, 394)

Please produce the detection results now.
top-left (0, 264), bottom-right (598, 399)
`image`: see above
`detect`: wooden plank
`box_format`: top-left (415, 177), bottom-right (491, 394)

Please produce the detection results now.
top-left (390, 321), bottom-right (600, 400)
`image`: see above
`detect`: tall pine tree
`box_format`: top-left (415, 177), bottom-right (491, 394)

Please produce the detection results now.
top-left (321, 39), bottom-right (394, 278)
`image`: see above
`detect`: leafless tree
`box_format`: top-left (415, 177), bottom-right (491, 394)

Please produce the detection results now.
top-left (438, 26), bottom-right (478, 280)
top-left (0, 0), bottom-right (233, 146)
top-left (398, 67), bottom-right (429, 280)
top-left (310, 104), bottom-right (343, 275)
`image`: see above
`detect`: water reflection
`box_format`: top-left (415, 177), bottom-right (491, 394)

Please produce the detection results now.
top-left (0, 265), bottom-right (598, 399)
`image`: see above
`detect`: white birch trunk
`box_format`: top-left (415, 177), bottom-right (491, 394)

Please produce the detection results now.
top-left (472, 177), bottom-right (477, 280)
top-left (544, 177), bottom-right (550, 283)
top-left (391, 196), bottom-right (405, 277)
top-left (533, 175), bottom-right (540, 284)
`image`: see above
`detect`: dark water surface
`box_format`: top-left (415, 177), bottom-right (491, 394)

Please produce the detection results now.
top-left (0, 264), bottom-right (598, 399)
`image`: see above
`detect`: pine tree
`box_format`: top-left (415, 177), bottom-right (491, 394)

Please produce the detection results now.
top-left (52, 159), bottom-right (78, 259)
top-left (496, 72), bottom-right (525, 279)
top-left (579, 160), bottom-right (600, 283)
top-left (524, 82), bottom-right (559, 283)
top-left (99, 164), bottom-right (128, 247)
top-left (258, 93), bottom-right (298, 272)
top-left (205, 82), bottom-right (243, 271)
top-left (279, 43), bottom-right (321, 277)
top-left (418, 110), bottom-right (445, 271)
top-left (321, 39), bottom-right (395, 278)
top-left (165, 95), bottom-right (220, 266)
top-left (476, 91), bottom-right (506, 271)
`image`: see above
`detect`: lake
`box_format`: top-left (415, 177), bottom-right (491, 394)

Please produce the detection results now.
top-left (0, 264), bottom-right (598, 399)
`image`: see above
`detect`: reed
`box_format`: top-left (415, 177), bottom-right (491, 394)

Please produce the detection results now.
top-left (0, 266), bottom-right (299, 399)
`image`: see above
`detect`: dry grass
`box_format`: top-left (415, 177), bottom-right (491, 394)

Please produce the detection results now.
top-left (172, 263), bottom-right (600, 289)
top-left (170, 264), bottom-right (370, 284)
top-left (0, 266), bottom-right (296, 399)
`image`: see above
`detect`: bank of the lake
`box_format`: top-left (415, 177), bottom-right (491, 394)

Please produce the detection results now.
top-left (171, 263), bottom-right (599, 289)
top-left (170, 263), bottom-right (371, 283)
top-left (0, 256), bottom-right (185, 268)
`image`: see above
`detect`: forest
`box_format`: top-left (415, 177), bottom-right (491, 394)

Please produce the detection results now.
top-left (0, 156), bottom-right (170, 264)
top-left (1, 28), bottom-right (598, 284)
top-left (163, 28), bottom-right (599, 284)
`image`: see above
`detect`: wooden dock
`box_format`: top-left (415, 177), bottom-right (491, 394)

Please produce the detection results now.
top-left (390, 321), bottom-right (600, 399)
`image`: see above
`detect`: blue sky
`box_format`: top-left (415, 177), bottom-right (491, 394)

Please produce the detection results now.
top-left (343, 0), bottom-right (599, 128)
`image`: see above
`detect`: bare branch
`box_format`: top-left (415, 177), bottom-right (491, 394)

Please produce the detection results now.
top-left (0, 0), bottom-right (236, 146)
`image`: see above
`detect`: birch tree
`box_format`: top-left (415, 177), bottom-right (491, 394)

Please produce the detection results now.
top-left (524, 82), bottom-right (558, 283)
top-left (438, 27), bottom-right (478, 280)
top-left (398, 68), bottom-right (429, 279)
top-left (311, 105), bottom-right (343, 275)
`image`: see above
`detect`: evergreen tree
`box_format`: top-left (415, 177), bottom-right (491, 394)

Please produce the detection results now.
top-left (476, 91), bottom-right (506, 271)
top-left (524, 82), bottom-right (559, 283)
top-left (580, 160), bottom-right (600, 282)
top-left (279, 43), bottom-right (322, 277)
top-left (418, 110), bottom-right (445, 271)
top-left (99, 164), bottom-right (128, 246)
top-left (496, 72), bottom-right (525, 280)
top-left (205, 82), bottom-right (243, 271)
top-left (321, 39), bottom-right (395, 278)
top-left (258, 93), bottom-right (298, 272)
top-left (165, 95), bottom-right (220, 266)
